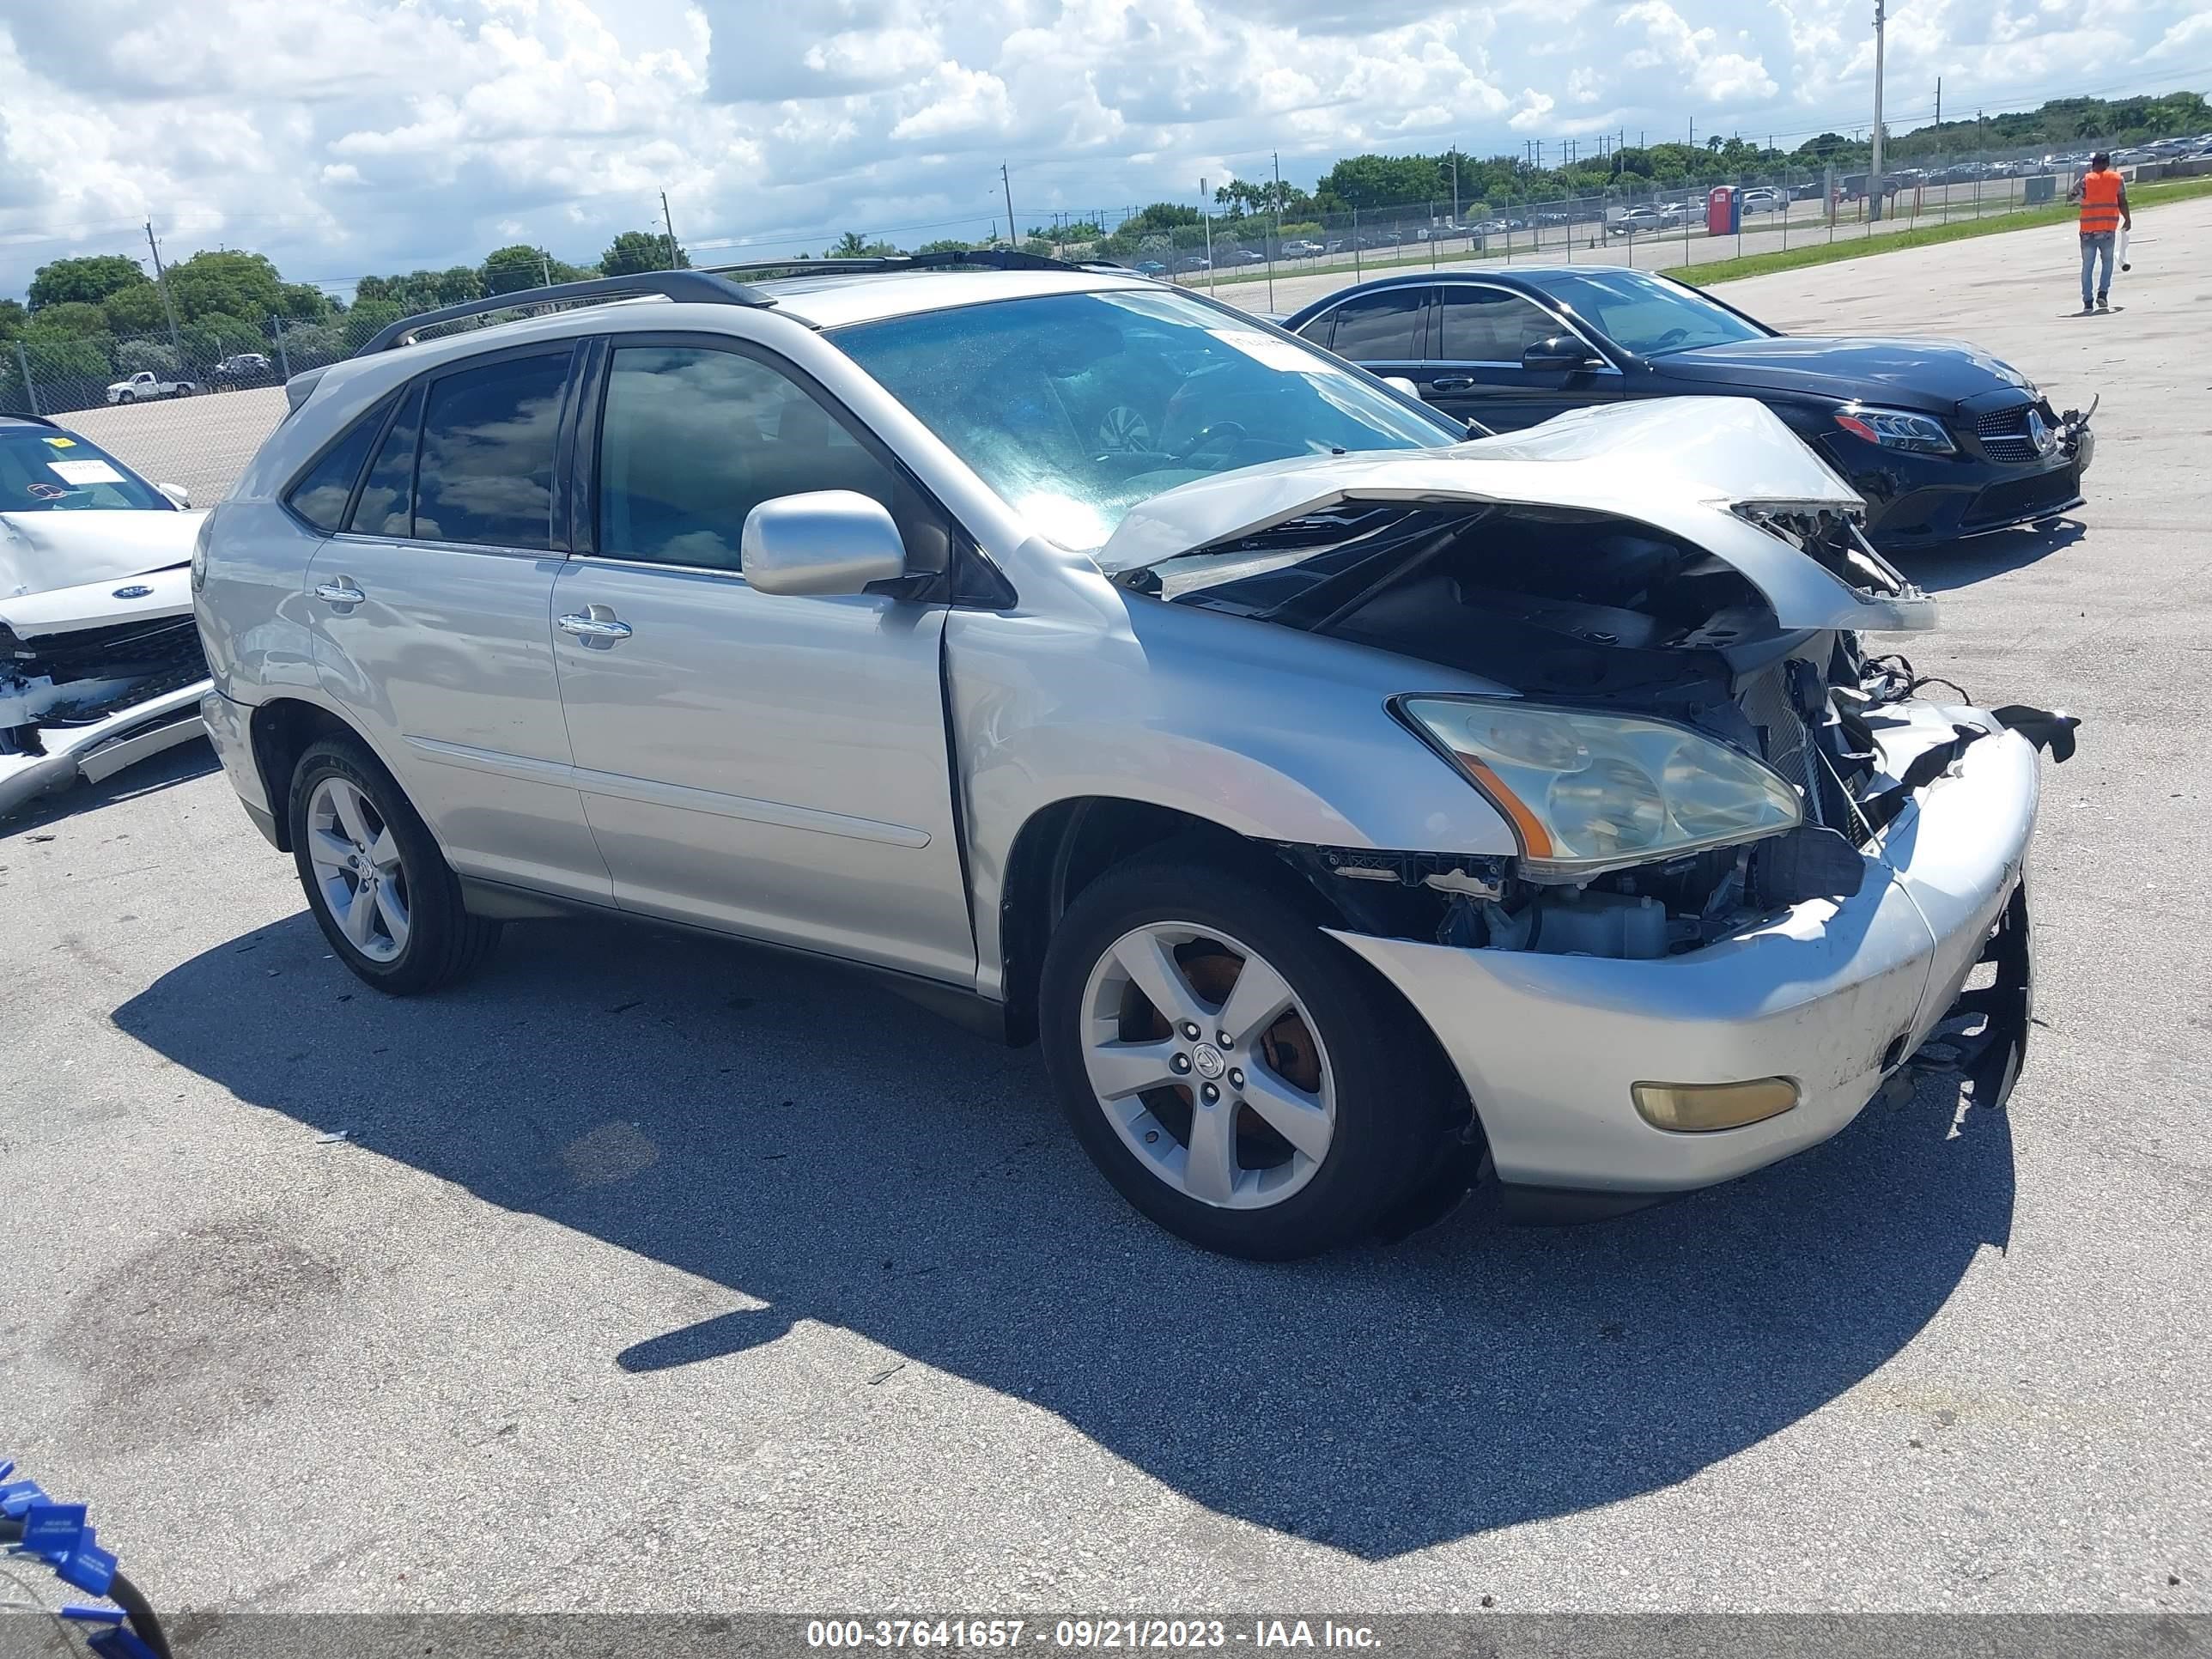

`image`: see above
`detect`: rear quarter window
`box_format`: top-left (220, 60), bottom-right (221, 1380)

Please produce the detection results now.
top-left (284, 396), bottom-right (393, 532)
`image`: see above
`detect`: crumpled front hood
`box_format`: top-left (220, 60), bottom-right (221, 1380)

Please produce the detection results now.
top-left (1096, 396), bottom-right (1932, 633)
top-left (0, 507), bottom-right (204, 602)
top-left (1654, 335), bottom-right (2034, 410)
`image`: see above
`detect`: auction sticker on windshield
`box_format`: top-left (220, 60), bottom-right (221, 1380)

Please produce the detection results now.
top-left (49, 459), bottom-right (124, 485)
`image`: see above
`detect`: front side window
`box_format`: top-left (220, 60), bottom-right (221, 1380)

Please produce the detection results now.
top-left (1439, 289), bottom-right (1571, 363)
top-left (832, 288), bottom-right (1453, 551)
top-left (594, 345), bottom-right (908, 572)
top-left (414, 351), bottom-right (570, 550)
top-left (286, 395), bottom-right (393, 532)
top-left (0, 426), bottom-right (167, 514)
top-left (346, 384), bottom-right (422, 538)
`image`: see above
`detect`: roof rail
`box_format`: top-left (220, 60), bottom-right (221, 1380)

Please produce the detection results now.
top-left (696, 247), bottom-right (1095, 282)
top-left (0, 410), bottom-right (64, 428)
top-left (350, 270), bottom-right (773, 357)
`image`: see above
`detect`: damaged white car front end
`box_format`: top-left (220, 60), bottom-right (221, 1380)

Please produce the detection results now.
top-left (1, 509), bottom-right (212, 820)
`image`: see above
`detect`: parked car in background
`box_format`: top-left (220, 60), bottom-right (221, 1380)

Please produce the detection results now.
top-left (1279, 239), bottom-right (1325, 258)
top-left (1739, 187), bottom-right (1787, 214)
top-left (1285, 265), bottom-right (2097, 550)
top-left (0, 413), bottom-right (210, 817)
top-left (1133, 260), bottom-right (1167, 276)
top-left (1607, 207), bottom-right (1663, 236)
top-left (104, 370), bottom-right (200, 404)
top-left (211, 353), bottom-right (274, 389)
top-left (197, 259), bottom-right (2065, 1259)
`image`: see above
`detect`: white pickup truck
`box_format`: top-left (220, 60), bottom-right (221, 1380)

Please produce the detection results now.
top-left (104, 370), bottom-right (200, 404)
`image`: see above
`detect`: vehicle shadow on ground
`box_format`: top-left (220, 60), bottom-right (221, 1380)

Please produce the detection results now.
top-left (1907, 519), bottom-right (2085, 592)
top-left (112, 908), bottom-right (2013, 1559)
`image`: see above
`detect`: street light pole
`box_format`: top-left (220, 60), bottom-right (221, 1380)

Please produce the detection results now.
top-left (1001, 163), bottom-right (1017, 249)
top-left (1869, 0), bottom-right (1887, 222)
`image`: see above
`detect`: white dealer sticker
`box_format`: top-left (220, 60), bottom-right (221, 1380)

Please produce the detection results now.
top-left (48, 459), bottom-right (125, 485)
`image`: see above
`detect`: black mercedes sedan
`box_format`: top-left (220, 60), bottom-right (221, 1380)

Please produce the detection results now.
top-left (1283, 266), bottom-right (2095, 550)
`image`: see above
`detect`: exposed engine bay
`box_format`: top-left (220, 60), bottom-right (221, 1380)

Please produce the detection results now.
top-left (1120, 499), bottom-right (2075, 958)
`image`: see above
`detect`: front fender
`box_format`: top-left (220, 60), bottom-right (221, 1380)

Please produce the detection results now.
top-left (945, 582), bottom-right (1517, 997)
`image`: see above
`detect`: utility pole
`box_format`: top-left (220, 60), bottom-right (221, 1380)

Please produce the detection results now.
top-left (661, 190), bottom-right (680, 268)
top-left (1200, 176), bottom-right (1215, 292)
top-left (1449, 144), bottom-right (1459, 227)
top-left (144, 221), bottom-right (183, 359)
top-left (540, 249), bottom-right (552, 286)
top-left (1268, 153), bottom-right (1288, 295)
top-left (1869, 0), bottom-right (1887, 221)
top-left (1001, 163), bottom-right (1016, 249)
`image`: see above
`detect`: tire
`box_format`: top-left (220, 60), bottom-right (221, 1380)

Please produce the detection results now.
top-left (114, 391), bottom-right (134, 404)
top-left (286, 736), bottom-right (501, 994)
top-left (1038, 847), bottom-right (1448, 1259)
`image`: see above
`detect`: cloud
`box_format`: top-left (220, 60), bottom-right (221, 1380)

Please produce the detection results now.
top-left (0, 0), bottom-right (2200, 296)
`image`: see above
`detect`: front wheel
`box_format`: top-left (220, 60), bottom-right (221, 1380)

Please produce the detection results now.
top-left (287, 736), bottom-right (501, 994)
top-left (1039, 851), bottom-right (1447, 1259)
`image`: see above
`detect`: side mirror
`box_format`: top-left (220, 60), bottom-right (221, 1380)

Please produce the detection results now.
top-left (1522, 336), bottom-right (1600, 372)
top-left (741, 490), bottom-right (908, 597)
top-left (1382, 375), bottom-right (1422, 399)
top-left (157, 482), bottom-right (191, 508)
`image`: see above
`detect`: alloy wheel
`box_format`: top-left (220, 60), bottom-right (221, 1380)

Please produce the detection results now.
top-left (305, 775), bottom-right (410, 963)
top-left (1079, 921), bottom-right (1336, 1210)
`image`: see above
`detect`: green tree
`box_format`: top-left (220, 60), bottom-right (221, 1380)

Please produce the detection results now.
top-left (482, 246), bottom-right (592, 294)
top-left (341, 300), bottom-right (408, 351)
top-left (827, 230), bottom-right (899, 258)
top-left (167, 251), bottom-right (283, 326)
top-left (114, 339), bottom-right (183, 376)
top-left (23, 301), bottom-right (111, 338)
top-left (915, 238), bottom-right (974, 254)
top-left (0, 298), bottom-right (27, 343)
top-left (601, 228), bottom-right (687, 275)
top-left (277, 283), bottom-right (331, 323)
top-left (101, 282), bottom-right (171, 336)
top-left (27, 253), bottom-right (151, 312)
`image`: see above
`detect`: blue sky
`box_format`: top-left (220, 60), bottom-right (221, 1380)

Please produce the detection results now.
top-left (3, 0), bottom-right (2208, 295)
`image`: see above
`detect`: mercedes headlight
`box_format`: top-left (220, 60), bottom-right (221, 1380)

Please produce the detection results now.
top-left (1832, 404), bottom-right (1954, 454)
top-left (1395, 696), bottom-right (1802, 880)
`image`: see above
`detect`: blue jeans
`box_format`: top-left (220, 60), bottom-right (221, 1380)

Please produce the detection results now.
top-left (2081, 232), bottom-right (2115, 307)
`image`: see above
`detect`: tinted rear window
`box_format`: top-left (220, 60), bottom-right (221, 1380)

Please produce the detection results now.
top-left (347, 385), bottom-right (422, 537)
top-left (414, 351), bottom-right (570, 550)
top-left (1325, 289), bottom-right (1425, 362)
top-left (286, 398), bottom-right (392, 532)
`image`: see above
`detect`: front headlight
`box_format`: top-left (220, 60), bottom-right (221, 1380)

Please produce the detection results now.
top-left (1832, 404), bottom-right (1954, 454)
top-left (1395, 696), bottom-right (1802, 880)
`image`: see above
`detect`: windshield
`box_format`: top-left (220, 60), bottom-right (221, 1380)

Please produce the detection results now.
top-left (1535, 269), bottom-right (1768, 357)
top-left (0, 426), bottom-right (169, 513)
top-left (831, 288), bottom-right (1457, 550)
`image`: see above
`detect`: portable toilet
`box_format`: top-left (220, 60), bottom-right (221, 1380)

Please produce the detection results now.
top-left (1706, 185), bottom-right (1739, 236)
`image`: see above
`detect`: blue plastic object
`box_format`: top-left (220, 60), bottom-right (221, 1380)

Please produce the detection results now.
top-left (0, 1474), bottom-right (50, 1518)
top-left (88, 1626), bottom-right (161, 1659)
top-left (17, 1500), bottom-right (119, 1596)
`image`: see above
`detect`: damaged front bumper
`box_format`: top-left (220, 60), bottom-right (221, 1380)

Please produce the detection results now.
top-left (1328, 705), bottom-right (2043, 1215)
top-left (0, 678), bottom-right (210, 819)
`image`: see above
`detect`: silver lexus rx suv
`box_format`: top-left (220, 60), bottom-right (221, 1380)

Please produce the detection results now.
top-left (192, 258), bottom-right (2074, 1258)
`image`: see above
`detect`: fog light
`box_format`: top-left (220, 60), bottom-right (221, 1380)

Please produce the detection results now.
top-left (1632, 1078), bottom-right (1799, 1133)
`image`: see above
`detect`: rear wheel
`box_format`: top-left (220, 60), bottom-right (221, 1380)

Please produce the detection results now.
top-left (287, 737), bottom-right (500, 994)
top-left (1040, 851), bottom-right (1445, 1259)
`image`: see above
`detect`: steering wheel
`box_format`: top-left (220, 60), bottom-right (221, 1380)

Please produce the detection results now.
top-left (1167, 420), bottom-right (1247, 465)
top-left (1647, 326), bottom-right (1691, 351)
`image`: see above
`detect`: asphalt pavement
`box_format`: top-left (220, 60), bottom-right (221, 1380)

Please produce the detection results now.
top-left (3, 202), bottom-right (2208, 1620)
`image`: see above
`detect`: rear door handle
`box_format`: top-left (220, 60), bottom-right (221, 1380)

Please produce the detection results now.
top-left (313, 579), bottom-right (365, 605)
top-left (558, 610), bottom-right (633, 641)
top-left (1427, 377), bottom-right (1477, 392)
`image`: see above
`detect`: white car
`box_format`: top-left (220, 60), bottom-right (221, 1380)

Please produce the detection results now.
top-left (0, 414), bottom-right (210, 817)
top-left (105, 370), bottom-right (200, 404)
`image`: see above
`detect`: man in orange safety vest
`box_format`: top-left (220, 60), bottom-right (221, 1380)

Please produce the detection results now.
top-left (2067, 153), bottom-right (2130, 313)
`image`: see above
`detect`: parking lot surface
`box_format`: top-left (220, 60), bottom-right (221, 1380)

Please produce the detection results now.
top-left (3, 202), bottom-right (2209, 1615)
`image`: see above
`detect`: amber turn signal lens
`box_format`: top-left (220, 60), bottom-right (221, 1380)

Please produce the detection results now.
top-left (1632, 1078), bottom-right (1800, 1133)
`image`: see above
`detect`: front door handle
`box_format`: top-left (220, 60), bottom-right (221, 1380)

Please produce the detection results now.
top-left (558, 610), bottom-right (633, 641)
top-left (1427, 376), bottom-right (1476, 392)
top-left (313, 579), bottom-right (365, 605)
